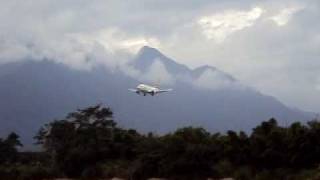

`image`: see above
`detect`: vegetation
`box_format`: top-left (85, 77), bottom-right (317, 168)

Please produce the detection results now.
top-left (1, 105), bottom-right (320, 179)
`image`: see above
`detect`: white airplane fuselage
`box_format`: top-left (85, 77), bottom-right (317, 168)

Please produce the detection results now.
top-left (136, 84), bottom-right (159, 96)
top-left (129, 83), bottom-right (172, 96)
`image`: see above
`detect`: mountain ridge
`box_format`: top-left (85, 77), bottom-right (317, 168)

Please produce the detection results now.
top-left (132, 46), bottom-right (237, 86)
top-left (133, 46), bottom-right (193, 75)
top-left (0, 47), bottom-right (313, 149)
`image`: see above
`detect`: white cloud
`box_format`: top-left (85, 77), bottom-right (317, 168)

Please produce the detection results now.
top-left (198, 7), bottom-right (264, 42)
top-left (0, 40), bottom-right (31, 64)
top-left (73, 28), bottom-right (160, 54)
top-left (120, 38), bottom-right (160, 53)
top-left (140, 60), bottom-right (175, 85)
top-left (315, 77), bottom-right (320, 91)
top-left (193, 69), bottom-right (242, 90)
top-left (0, 0), bottom-right (320, 112)
top-left (270, 6), bottom-right (304, 26)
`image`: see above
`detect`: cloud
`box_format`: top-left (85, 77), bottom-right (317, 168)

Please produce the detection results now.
top-left (156, 1), bottom-right (320, 112)
top-left (0, 1), bottom-right (162, 70)
top-left (139, 60), bottom-right (175, 85)
top-left (270, 6), bottom-right (304, 26)
top-left (72, 28), bottom-right (160, 54)
top-left (1, 0), bottom-right (320, 112)
top-left (0, 39), bottom-right (31, 64)
top-left (198, 7), bottom-right (264, 42)
top-left (193, 69), bottom-right (243, 90)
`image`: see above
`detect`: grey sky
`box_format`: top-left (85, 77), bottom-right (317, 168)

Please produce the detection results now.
top-left (0, 0), bottom-right (320, 112)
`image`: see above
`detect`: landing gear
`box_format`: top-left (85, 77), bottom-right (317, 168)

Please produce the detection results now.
top-left (151, 91), bottom-right (155, 96)
top-left (143, 93), bottom-right (146, 96)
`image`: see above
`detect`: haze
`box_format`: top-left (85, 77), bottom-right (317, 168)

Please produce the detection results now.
top-left (0, 0), bottom-right (320, 113)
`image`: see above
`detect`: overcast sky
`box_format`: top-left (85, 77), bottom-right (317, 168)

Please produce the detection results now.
top-left (1, 0), bottom-right (320, 113)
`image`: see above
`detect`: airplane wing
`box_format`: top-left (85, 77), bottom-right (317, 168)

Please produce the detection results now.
top-left (156, 89), bottom-right (173, 93)
top-left (128, 88), bottom-right (138, 92)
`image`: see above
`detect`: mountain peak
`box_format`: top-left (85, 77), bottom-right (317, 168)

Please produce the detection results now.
top-left (133, 46), bottom-right (191, 74)
top-left (133, 47), bottom-right (237, 82)
top-left (140, 45), bottom-right (155, 51)
top-left (192, 65), bottom-right (236, 81)
top-left (139, 45), bottom-right (158, 52)
top-left (136, 46), bottom-right (164, 59)
top-left (192, 65), bottom-right (217, 78)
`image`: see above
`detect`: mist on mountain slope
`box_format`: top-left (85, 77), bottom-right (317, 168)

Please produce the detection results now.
top-left (0, 46), bottom-right (313, 149)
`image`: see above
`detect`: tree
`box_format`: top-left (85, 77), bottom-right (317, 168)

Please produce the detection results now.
top-left (35, 105), bottom-right (118, 177)
top-left (222, 130), bottom-right (250, 166)
top-left (0, 132), bottom-right (22, 164)
top-left (250, 118), bottom-right (288, 169)
top-left (159, 127), bottom-right (214, 179)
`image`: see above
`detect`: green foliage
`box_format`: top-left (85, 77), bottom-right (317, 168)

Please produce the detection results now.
top-left (212, 160), bottom-right (234, 178)
top-left (35, 105), bottom-right (142, 178)
top-left (3, 105), bottom-right (320, 179)
top-left (0, 164), bottom-right (55, 180)
top-left (0, 132), bottom-right (22, 164)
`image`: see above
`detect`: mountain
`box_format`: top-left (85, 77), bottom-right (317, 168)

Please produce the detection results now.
top-left (192, 65), bottom-right (235, 81)
top-left (132, 46), bottom-right (191, 75)
top-left (134, 46), bottom-right (237, 85)
top-left (0, 47), bottom-right (312, 149)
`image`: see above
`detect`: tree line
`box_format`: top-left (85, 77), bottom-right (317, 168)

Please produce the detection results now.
top-left (1, 105), bottom-right (320, 179)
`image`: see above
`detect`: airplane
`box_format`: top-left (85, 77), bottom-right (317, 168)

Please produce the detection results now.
top-left (129, 83), bottom-right (172, 96)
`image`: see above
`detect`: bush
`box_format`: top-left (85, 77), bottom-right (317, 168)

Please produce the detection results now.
top-left (0, 164), bottom-right (55, 180)
top-left (234, 166), bottom-right (253, 180)
top-left (212, 160), bottom-right (234, 178)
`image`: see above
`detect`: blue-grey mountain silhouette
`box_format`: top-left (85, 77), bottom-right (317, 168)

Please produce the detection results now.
top-left (0, 46), bottom-right (312, 149)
